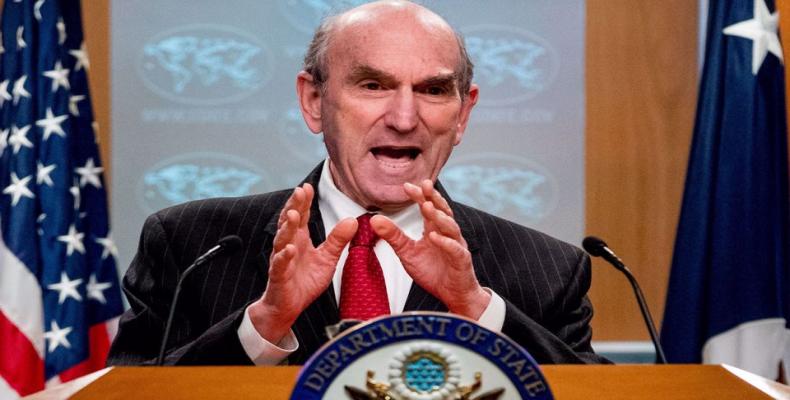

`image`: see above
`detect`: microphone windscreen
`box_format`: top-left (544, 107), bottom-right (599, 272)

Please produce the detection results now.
top-left (582, 236), bottom-right (608, 257)
top-left (218, 235), bottom-right (244, 253)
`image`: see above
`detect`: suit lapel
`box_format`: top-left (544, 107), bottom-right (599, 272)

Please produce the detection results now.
top-left (403, 181), bottom-right (480, 312)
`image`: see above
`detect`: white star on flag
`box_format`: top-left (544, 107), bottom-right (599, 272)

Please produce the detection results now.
top-left (0, 79), bottom-right (11, 107)
top-left (36, 107), bottom-right (68, 140)
top-left (3, 172), bottom-right (35, 206)
top-left (70, 183), bottom-right (81, 210)
top-left (37, 162), bottom-right (56, 186)
top-left (56, 17), bottom-right (66, 45)
top-left (12, 75), bottom-right (30, 105)
top-left (0, 128), bottom-right (8, 153)
top-left (34, 0), bottom-right (45, 22)
top-left (69, 94), bottom-right (85, 116)
top-left (723, 0), bottom-right (783, 75)
top-left (76, 158), bottom-right (103, 188)
top-left (37, 213), bottom-right (46, 235)
top-left (47, 271), bottom-right (83, 304)
top-left (44, 321), bottom-right (73, 353)
top-left (57, 224), bottom-right (85, 256)
top-left (69, 42), bottom-right (89, 71)
top-left (43, 60), bottom-right (70, 92)
top-left (16, 26), bottom-right (25, 49)
top-left (8, 124), bottom-right (32, 154)
top-left (86, 274), bottom-right (112, 304)
top-left (95, 235), bottom-right (118, 260)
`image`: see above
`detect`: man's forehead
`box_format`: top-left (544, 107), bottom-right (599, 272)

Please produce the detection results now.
top-left (327, 4), bottom-right (461, 69)
top-left (333, 47), bottom-right (459, 85)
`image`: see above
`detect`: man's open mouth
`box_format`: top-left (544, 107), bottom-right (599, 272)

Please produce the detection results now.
top-left (371, 146), bottom-right (421, 164)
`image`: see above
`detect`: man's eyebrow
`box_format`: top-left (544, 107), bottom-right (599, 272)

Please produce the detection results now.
top-left (416, 73), bottom-right (458, 89)
top-left (346, 65), bottom-right (458, 90)
top-left (346, 65), bottom-right (397, 84)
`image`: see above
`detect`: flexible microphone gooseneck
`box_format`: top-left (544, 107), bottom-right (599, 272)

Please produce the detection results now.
top-left (156, 235), bottom-right (244, 366)
top-left (582, 236), bottom-right (667, 364)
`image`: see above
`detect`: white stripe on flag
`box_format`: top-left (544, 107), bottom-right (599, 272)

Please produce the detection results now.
top-left (0, 233), bottom-right (44, 358)
top-left (703, 318), bottom-right (790, 380)
top-left (105, 316), bottom-right (119, 343)
top-left (0, 375), bottom-right (19, 400)
top-left (45, 376), bottom-right (61, 389)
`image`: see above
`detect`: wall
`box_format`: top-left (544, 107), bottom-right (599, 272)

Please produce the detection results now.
top-left (585, 1), bottom-right (698, 339)
top-left (82, 0), bottom-right (111, 189)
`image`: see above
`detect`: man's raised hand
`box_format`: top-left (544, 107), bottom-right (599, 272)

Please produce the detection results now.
top-left (370, 180), bottom-right (491, 320)
top-left (249, 183), bottom-right (357, 344)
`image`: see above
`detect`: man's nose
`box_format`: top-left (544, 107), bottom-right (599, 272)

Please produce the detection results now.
top-left (384, 88), bottom-right (418, 133)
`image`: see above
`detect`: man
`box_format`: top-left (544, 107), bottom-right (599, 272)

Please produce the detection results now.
top-left (108, 0), bottom-right (607, 365)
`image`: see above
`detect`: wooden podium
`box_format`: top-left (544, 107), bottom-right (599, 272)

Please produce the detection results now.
top-left (25, 365), bottom-right (790, 399)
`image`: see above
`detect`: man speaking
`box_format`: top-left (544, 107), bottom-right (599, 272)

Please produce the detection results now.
top-left (108, 0), bottom-right (606, 365)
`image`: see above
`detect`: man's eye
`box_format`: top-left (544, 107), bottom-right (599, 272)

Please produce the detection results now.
top-left (425, 86), bottom-right (449, 96)
top-left (362, 82), bottom-right (382, 90)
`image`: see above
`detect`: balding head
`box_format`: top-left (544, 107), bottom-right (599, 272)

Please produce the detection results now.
top-left (303, 0), bottom-right (474, 99)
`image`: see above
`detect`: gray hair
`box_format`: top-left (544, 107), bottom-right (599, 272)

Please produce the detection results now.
top-left (302, 13), bottom-right (474, 100)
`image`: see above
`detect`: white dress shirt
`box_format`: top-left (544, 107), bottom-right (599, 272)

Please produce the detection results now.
top-left (237, 160), bottom-right (506, 365)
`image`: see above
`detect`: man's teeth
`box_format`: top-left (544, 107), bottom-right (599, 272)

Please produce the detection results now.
top-left (372, 147), bottom-right (419, 161)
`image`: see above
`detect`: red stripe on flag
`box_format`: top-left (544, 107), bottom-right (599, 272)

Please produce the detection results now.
top-left (58, 322), bottom-right (112, 382)
top-left (0, 309), bottom-right (44, 396)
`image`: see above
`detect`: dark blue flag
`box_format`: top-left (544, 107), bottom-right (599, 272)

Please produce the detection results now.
top-left (0, 0), bottom-right (123, 397)
top-left (661, 0), bottom-right (789, 379)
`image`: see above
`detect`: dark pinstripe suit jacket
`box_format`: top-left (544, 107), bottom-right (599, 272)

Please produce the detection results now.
top-left (107, 163), bottom-right (607, 365)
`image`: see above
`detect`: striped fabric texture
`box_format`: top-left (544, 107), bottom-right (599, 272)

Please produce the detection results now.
top-left (108, 163), bottom-right (607, 366)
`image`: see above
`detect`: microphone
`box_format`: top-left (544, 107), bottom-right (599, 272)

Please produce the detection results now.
top-left (156, 235), bottom-right (244, 366)
top-left (582, 236), bottom-right (667, 364)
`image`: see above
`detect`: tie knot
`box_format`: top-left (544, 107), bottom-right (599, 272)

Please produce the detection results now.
top-left (352, 213), bottom-right (379, 247)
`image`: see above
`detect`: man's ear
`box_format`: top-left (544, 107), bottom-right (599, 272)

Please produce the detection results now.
top-left (296, 70), bottom-right (323, 134)
top-left (453, 83), bottom-right (479, 145)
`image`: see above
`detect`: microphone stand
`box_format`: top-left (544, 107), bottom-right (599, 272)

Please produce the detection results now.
top-left (156, 236), bottom-right (242, 366)
top-left (609, 259), bottom-right (667, 364)
top-left (583, 236), bottom-right (667, 364)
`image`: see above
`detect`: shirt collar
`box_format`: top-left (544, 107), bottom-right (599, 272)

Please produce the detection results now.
top-left (317, 159), bottom-right (423, 240)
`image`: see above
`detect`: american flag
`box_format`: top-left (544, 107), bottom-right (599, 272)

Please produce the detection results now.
top-left (0, 0), bottom-right (123, 397)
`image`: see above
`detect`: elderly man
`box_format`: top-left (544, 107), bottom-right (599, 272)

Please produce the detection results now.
top-left (108, 1), bottom-right (606, 365)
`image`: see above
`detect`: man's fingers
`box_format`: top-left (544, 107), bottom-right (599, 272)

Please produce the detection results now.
top-left (299, 183), bottom-right (314, 227)
top-left (421, 201), bottom-right (463, 241)
top-left (420, 179), bottom-right (453, 217)
top-left (403, 182), bottom-right (426, 204)
top-left (273, 209), bottom-right (300, 252)
top-left (269, 243), bottom-right (296, 280)
top-left (319, 217), bottom-right (358, 259)
top-left (371, 214), bottom-right (412, 253)
top-left (277, 186), bottom-right (306, 227)
top-left (427, 231), bottom-right (469, 262)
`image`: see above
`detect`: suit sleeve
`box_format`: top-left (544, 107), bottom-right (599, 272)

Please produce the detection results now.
top-left (106, 212), bottom-right (254, 365)
top-left (501, 252), bottom-right (611, 364)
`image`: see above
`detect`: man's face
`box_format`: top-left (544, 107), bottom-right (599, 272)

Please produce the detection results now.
top-left (298, 8), bottom-right (478, 211)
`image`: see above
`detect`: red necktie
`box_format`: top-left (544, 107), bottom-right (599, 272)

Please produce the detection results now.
top-left (338, 213), bottom-right (390, 320)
